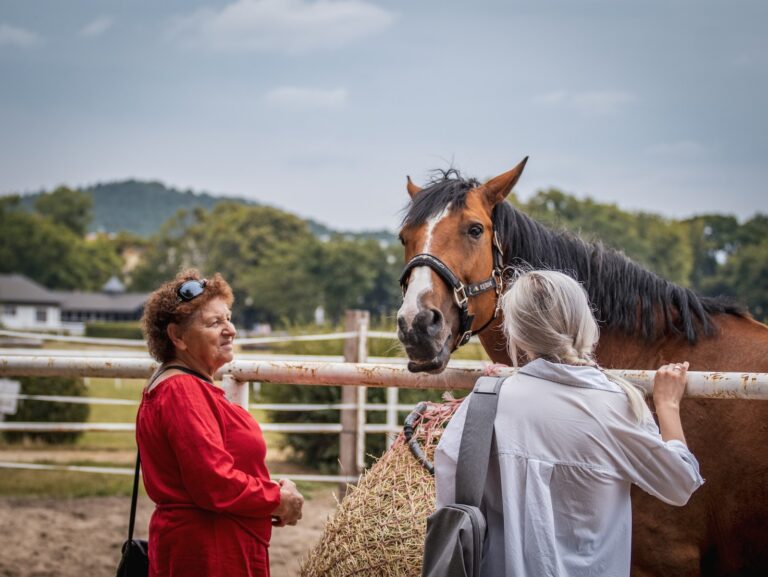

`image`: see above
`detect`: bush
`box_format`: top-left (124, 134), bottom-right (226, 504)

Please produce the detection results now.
top-left (2, 376), bottom-right (90, 444)
top-left (261, 382), bottom-right (446, 472)
top-left (258, 327), bottom-right (456, 471)
top-left (85, 322), bottom-right (143, 340)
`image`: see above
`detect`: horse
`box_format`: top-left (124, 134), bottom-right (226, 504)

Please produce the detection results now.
top-left (396, 158), bottom-right (768, 577)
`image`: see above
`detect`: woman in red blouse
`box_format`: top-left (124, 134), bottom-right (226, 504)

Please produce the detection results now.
top-left (138, 269), bottom-right (304, 577)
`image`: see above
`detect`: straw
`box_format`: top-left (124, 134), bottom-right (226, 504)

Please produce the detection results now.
top-left (300, 399), bottom-right (461, 577)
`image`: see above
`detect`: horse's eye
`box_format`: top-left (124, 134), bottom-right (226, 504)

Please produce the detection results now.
top-left (398, 234), bottom-right (406, 246)
top-left (468, 224), bottom-right (484, 239)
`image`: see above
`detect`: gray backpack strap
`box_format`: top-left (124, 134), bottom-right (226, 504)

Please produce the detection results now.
top-left (455, 376), bottom-right (505, 507)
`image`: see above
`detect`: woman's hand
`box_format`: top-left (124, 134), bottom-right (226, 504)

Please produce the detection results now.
top-left (653, 362), bottom-right (689, 410)
top-left (653, 362), bottom-right (689, 444)
top-left (482, 363), bottom-right (509, 376)
top-left (271, 478), bottom-right (304, 527)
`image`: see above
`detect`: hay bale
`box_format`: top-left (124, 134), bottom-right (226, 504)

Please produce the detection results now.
top-left (300, 400), bottom-right (460, 577)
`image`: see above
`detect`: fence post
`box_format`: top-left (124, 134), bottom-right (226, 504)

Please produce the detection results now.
top-left (339, 310), bottom-right (369, 497)
top-left (385, 386), bottom-right (399, 449)
top-left (355, 316), bottom-right (368, 473)
top-left (222, 374), bottom-right (249, 409)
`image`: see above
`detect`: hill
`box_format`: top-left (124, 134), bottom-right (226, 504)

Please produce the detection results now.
top-left (19, 180), bottom-right (396, 242)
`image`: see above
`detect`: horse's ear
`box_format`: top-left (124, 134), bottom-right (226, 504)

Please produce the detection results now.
top-left (406, 176), bottom-right (423, 199)
top-left (480, 157), bottom-right (529, 206)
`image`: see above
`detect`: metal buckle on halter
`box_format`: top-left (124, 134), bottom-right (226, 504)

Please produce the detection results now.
top-left (454, 285), bottom-right (468, 307)
top-left (492, 268), bottom-right (503, 294)
top-left (459, 330), bottom-right (472, 346)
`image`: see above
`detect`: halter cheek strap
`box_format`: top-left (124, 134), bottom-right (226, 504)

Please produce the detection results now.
top-left (399, 226), bottom-right (505, 348)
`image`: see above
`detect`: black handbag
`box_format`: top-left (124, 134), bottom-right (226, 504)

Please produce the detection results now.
top-left (116, 452), bottom-right (149, 577)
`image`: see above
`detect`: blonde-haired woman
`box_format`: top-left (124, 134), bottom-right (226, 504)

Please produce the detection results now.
top-left (434, 270), bottom-right (703, 577)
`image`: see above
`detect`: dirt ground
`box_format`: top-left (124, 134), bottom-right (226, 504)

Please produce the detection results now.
top-left (0, 491), bottom-right (337, 577)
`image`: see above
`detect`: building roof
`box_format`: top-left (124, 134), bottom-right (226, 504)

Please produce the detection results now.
top-left (52, 290), bottom-right (148, 313)
top-left (102, 275), bottom-right (126, 294)
top-left (0, 273), bottom-right (148, 313)
top-left (0, 274), bottom-right (61, 305)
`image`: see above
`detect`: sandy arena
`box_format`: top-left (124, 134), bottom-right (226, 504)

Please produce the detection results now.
top-left (0, 492), bottom-right (337, 577)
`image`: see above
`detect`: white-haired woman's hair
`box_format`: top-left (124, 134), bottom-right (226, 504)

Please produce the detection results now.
top-left (500, 269), bottom-right (649, 421)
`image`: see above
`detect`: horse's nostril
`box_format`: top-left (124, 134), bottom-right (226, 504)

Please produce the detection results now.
top-left (429, 308), bottom-right (443, 326)
top-left (397, 316), bottom-right (409, 334)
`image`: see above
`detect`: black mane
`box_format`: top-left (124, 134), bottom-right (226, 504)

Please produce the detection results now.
top-left (400, 169), bottom-right (480, 229)
top-left (402, 170), bottom-right (746, 343)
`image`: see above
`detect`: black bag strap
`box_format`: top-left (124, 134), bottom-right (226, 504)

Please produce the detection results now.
top-left (455, 376), bottom-right (505, 507)
top-left (127, 364), bottom-right (213, 540)
top-left (127, 451), bottom-right (141, 541)
top-left (155, 364), bottom-right (213, 385)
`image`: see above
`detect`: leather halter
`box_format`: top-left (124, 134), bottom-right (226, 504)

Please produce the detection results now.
top-left (399, 215), bottom-right (505, 348)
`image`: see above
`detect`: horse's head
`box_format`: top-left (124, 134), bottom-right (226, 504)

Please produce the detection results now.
top-left (397, 158), bottom-right (528, 373)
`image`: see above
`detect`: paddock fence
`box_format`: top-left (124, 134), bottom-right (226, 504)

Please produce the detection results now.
top-left (1, 310), bottom-right (767, 487)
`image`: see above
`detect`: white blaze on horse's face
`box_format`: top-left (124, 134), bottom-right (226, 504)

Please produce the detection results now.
top-left (397, 204), bottom-right (452, 328)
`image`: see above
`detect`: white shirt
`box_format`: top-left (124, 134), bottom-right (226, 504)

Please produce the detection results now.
top-left (435, 358), bottom-right (704, 577)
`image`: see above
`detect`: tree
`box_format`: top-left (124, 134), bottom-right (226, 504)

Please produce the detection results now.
top-left (312, 237), bottom-right (386, 324)
top-left (130, 203), bottom-right (324, 326)
top-left (702, 238), bottom-right (768, 321)
top-left (0, 198), bottom-right (121, 290)
top-left (685, 215), bottom-right (741, 291)
top-left (520, 189), bottom-right (692, 285)
top-left (34, 186), bottom-right (93, 236)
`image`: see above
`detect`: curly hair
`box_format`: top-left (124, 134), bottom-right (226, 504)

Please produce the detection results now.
top-left (141, 269), bottom-right (234, 363)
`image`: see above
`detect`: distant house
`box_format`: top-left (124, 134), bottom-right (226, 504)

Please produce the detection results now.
top-left (0, 274), bottom-right (62, 331)
top-left (0, 274), bottom-right (149, 333)
top-left (54, 276), bottom-right (147, 324)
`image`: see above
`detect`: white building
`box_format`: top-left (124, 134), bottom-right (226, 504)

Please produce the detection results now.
top-left (0, 274), bottom-right (62, 331)
top-left (0, 274), bottom-right (148, 333)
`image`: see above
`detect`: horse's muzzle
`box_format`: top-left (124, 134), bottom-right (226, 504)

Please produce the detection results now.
top-left (397, 300), bottom-right (455, 372)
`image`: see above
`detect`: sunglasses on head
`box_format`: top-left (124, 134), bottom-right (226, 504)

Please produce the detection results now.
top-left (176, 279), bottom-right (207, 303)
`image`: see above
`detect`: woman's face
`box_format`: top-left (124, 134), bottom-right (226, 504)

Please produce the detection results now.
top-left (175, 297), bottom-right (236, 371)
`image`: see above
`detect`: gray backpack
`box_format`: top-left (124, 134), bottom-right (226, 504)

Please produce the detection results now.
top-left (422, 376), bottom-right (504, 577)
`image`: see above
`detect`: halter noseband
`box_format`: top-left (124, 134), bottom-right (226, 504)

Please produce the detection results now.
top-left (399, 224), bottom-right (505, 348)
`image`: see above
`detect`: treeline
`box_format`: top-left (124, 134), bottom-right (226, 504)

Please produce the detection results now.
top-left (2, 185), bottom-right (766, 324)
top-left (18, 179), bottom-right (395, 241)
top-left (129, 203), bottom-right (403, 326)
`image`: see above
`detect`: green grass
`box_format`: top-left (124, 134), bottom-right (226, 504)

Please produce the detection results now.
top-left (76, 377), bottom-right (143, 450)
top-left (0, 467), bottom-right (138, 498)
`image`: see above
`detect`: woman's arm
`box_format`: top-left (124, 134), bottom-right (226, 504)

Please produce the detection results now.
top-left (162, 378), bottom-right (282, 518)
top-left (613, 361), bottom-right (703, 506)
top-left (653, 362), bottom-right (689, 444)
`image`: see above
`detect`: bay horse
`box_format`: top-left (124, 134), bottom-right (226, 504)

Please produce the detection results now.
top-left (396, 158), bottom-right (768, 577)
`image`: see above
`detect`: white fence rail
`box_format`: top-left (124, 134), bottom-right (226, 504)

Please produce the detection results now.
top-left (2, 311), bottom-right (767, 489)
top-left (2, 355), bottom-right (767, 399)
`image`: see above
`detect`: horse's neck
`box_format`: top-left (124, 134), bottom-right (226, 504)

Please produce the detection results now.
top-left (478, 317), bottom-right (513, 364)
top-left (596, 314), bottom-right (768, 372)
top-left (481, 308), bottom-right (768, 372)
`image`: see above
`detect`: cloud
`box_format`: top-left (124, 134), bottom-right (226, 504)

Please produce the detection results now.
top-left (80, 16), bottom-right (114, 38)
top-left (265, 86), bottom-right (348, 109)
top-left (534, 90), bottom-right (636, 116)
top-left (0, 23), bottom-right (40, 47)
top-left (170, 0), bottom-right (395, 53)
top-left (645, 140), bottom-right (707, 158)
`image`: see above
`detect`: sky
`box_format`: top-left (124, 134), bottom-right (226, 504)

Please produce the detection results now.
top-left (1, 0), bottom-right (766, 231)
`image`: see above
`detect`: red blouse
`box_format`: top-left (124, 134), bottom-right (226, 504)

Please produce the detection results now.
top-left (136, 374), bottom-right (281, 577)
